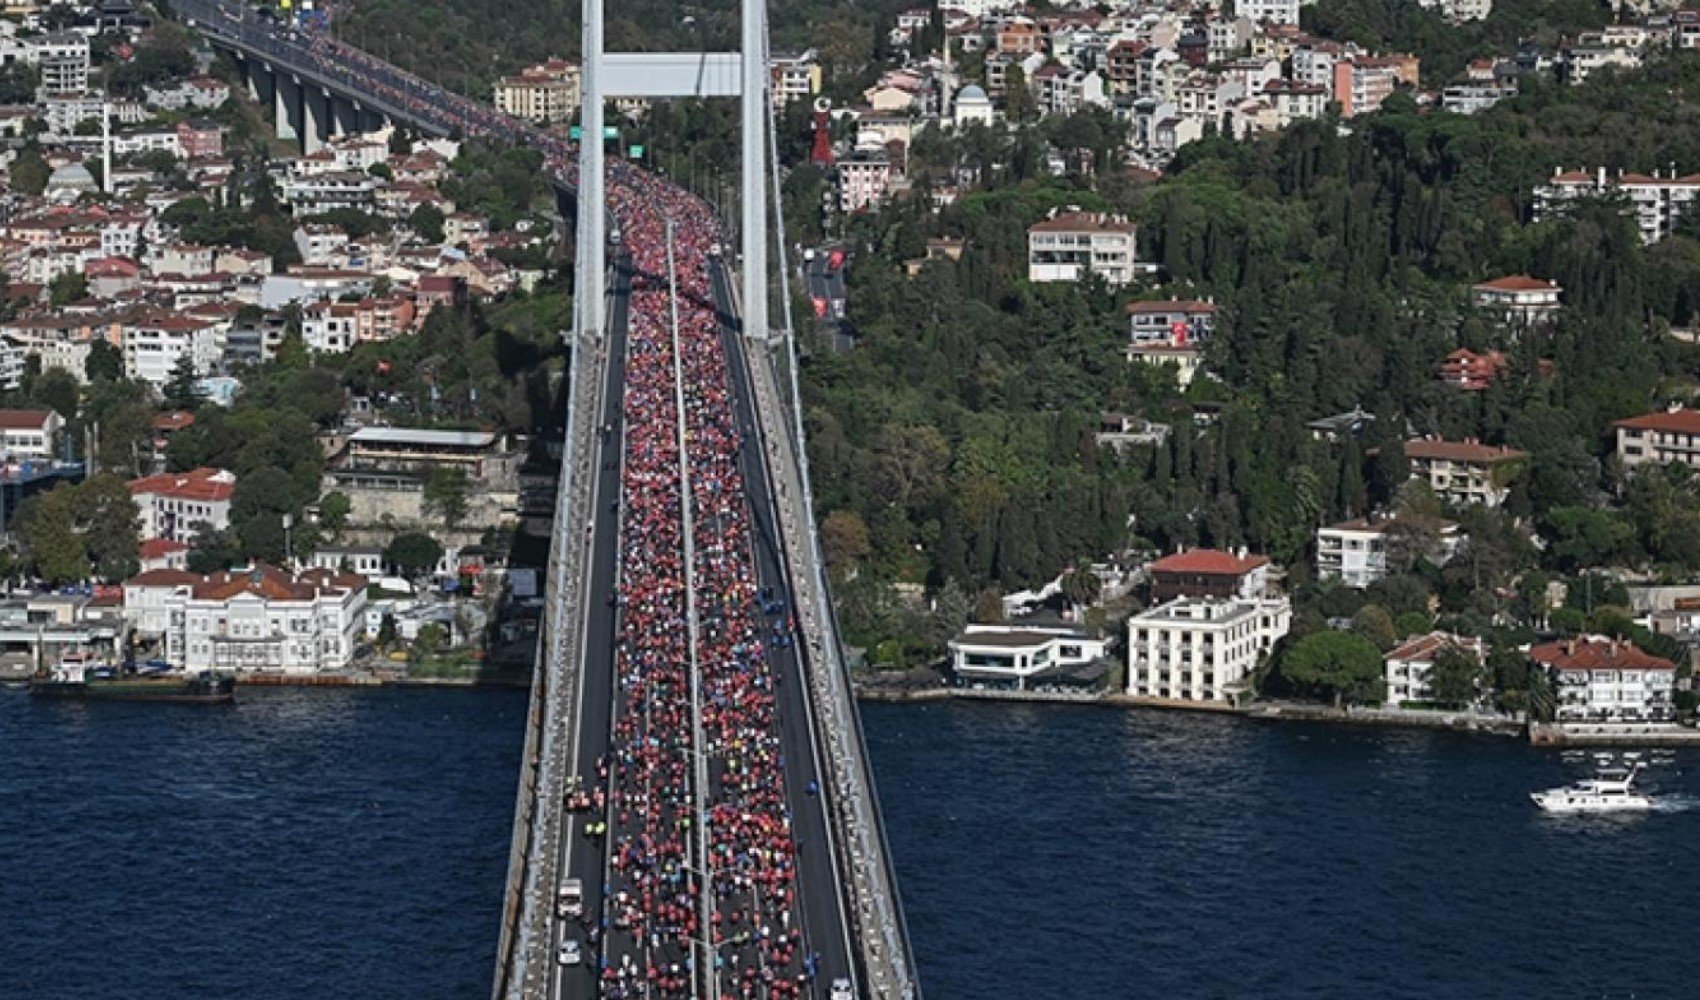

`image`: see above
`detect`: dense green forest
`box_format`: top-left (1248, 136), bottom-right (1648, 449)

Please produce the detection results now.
top-left (807, 53), bottom-right (1700, 660)
top-left (333, 0), bottom-right (918, 99)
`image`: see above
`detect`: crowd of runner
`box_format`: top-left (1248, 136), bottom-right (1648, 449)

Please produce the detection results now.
top-left (191, 7), bottom-right (820, 995)
top-left (596, 151), bottom-right (813, 999)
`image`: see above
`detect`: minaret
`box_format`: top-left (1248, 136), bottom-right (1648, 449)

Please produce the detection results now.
top-left (101, 100), bottom-right (112, 195)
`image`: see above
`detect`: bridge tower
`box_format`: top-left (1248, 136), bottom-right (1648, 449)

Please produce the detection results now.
top-left (575, 0), bottom-right (769, 344)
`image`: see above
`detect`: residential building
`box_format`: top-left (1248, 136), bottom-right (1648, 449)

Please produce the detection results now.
top-left (0, 408), bottom-right (64, 459)
top-left (1238, 0), bottom-right (1301, 26)
top-left (124, 564), bottom-right (368, 675)
top-left (1404, 438), bottom-right (1527, 508)
top-left (1416, 0), bottom-right (1492, 21)
top-left (122, 313), bottom-right (224, 386)
top-left (837, 148), bottom-right (893, 213)
top-left (138, 538), bottom-right (189, 572)
top-left (1148, 548), bottom-right (1271, 603)
top-left (1613, 407), bottom-right (1700, 471)
top-left (1441, 83), bottom-right (1517, 115)
top-left (1127, 298), bottom-right (1216, 345)
top-left (947, 624), bottom-right (1109, 689)
top-left (1383, 632), bottom-right (1486, 707)
top-left (1027, 209), bottom-right (1137, 285)
top-left (1126, 596), bottom-right (1292, 704)
top-left (127, 467), bottom-right (236, 542)
top-left (1536, 167), bottom-right (1700, 245)
top-left (1316, 515), bottom-right (1462, 588)
top-left (1332, 55), bottom-right (1412, 118)
top-left (769, 50), bottom-right (822, 108)
top-left (1126, 341), bottom-right (1204, 386)
top-left (1437, 348), bottom-right (1509, 391)
top-left (492, 59), bottom-right (581, 124)
top-left (1471, 275), bottom-right (1562, 326)
top-left (1531, 636), bottom-right (1676, 722)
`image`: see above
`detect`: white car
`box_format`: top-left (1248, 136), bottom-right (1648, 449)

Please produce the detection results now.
top-left (558, 939), bottom-right (582, 966)
top-left (830, 978), bottom-right (853, 1000)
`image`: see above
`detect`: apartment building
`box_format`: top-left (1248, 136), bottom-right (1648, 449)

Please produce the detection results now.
top-left (769, 50), bottom-right (822, 108)
top-left (1536, 167), bottom-right (1700, 245)
top-left (1404, 438), bottom-right (1528, 508)
top-left (1027, 209), bottom-right (1138, 284)
top-left (1471, 275), bottom-right (1562, 326)
top-left (1531, 637), bottom-right (1676, 723)
top-left (1315, 515), bottom-right (1462, 588)
top-left (1383, 632), bottom-right (1486, 707)
top-left (122, 312), bottom-right (225, 387)
top-left (1126, 596), bottom-right (1292, 704)
top-left (1614, 407), bottom-right (1700, 471)
top-left (1127, 299), bottom-right (1217, 345)
top-left (127, 467), bottom-right (237, 542)
top-left (492, 59), bottom-right (581, 124)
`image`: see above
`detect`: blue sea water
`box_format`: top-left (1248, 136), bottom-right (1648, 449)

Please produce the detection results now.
top-left (3, 688), bottom-right (1696, 999)
top-left (864, 701), bottom-right (1698, 1000)
top-left (0, 687), bottom-right (527, 1000)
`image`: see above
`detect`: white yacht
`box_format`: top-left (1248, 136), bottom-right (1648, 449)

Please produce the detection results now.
top-left (1530, 763), bottom-right (1653, 814)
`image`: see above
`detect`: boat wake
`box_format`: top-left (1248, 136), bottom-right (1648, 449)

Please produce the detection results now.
top-left (1649, 794), bottom-right (1700, 813)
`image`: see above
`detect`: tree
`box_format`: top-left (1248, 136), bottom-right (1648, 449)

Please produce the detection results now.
top-left (1280, 631), bottom-right (1385, 707)
top-left (186, 523), bottom-right (242, 574)
top-left (1004, 64), bottom-right (1033, 123)
top-left (319, 491), bottom-right (352, 540)
top-left (29, 368), bottom-right (80, 425)
top-left (230, 467), bottom-right (298, 563)
top-left (74, 474), bottom-right (141, 581)
top-left (49, 272), bottom-right (88, 307)
top-left (820, 509), bottom-right (871, 577)
top-left (85, 340), bottom-right (124, 383)
top-left (385, 531), bottom-right (444, 582)
top-left (409, 621), bottom-right (446, 663)
top-left (409, 202), bottom-right (446, 244)
top-left (19, 486), bottom-right (88, 585)
top-left (1426, 645), bottom-right (1484, 708)
top-left (1350, 604), bottom-right (1398, 651)
top-left (163, 354), bottom-right (202, 410)
top-left (922, 578), bottom-right (972, 650)
top-left (9, 146), bottom-right (48, 197)
top-left (422, 466), bottom-right (470, 526)
top-left (1059, 558), bottom-right (1102, 610)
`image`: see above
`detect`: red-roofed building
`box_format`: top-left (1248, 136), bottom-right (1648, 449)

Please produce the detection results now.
top-left (1471, 275), bottom-right (1562, 327)
top-left (1530, 636), bottom-right (1676, 722)
top-left (1437, 348), bottom-right (1508, 391)
top-left (0, 408), bottom-right (65, 459)
top-left (127, 467), bottom-right (236, 542)
top-left (1383, 631), bottom-right (1485, 707)
top-left (1148, 548), bottom-right (1272, 602)
top-left (122, 563), bottom-right (368, 674)
top-left (1614, 407), bottom-right (1700, 471)
top-left (1404, 438), bottom-right (1527, 508)
top-left (138, 538), bottom-right (189, 572)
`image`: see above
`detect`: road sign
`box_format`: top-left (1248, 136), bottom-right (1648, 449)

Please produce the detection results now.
top-left (628, 144), bottom-right (645, 158)
top-left (568, 126), bottom-right (620, 141)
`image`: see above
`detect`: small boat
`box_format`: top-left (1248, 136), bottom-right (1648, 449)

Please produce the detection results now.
top-left (1531, 764), bottom-right (1652, 814)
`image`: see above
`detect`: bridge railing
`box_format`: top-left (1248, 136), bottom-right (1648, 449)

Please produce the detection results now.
top-left (724, 289), bottom-right (918, 997)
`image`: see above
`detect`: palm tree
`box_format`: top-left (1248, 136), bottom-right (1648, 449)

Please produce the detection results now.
top-left (1060, 558), bottom-right (1102, 611)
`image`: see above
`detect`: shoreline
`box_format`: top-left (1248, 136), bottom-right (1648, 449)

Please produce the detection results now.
top-left (851, 682), bottom-right (1700, 745)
